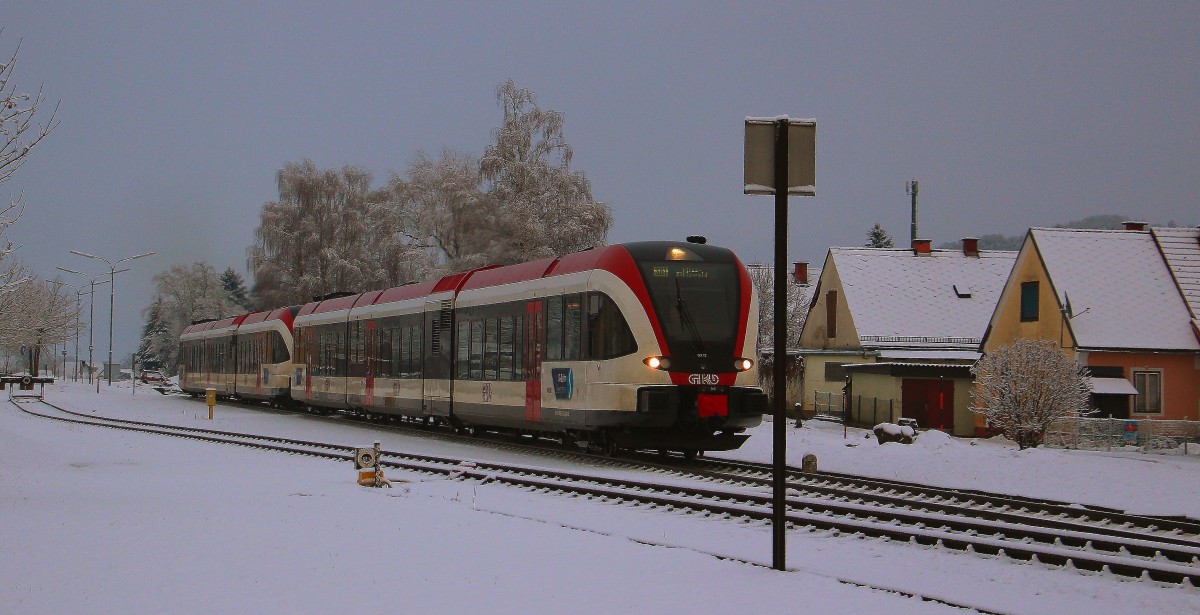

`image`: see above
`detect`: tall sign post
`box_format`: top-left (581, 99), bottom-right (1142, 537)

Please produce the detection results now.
top-left (744, 116), bottom-right (815, 571)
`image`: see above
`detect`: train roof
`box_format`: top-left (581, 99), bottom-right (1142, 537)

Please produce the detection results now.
top-left (285, 241), bottom-right (738, 321)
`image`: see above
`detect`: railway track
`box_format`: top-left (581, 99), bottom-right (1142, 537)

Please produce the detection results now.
top-left (14, 396), bottom-right (1200, 587)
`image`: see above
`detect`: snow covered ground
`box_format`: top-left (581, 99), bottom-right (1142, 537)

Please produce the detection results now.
top-left (3, 381), bottom-right (1199, 614)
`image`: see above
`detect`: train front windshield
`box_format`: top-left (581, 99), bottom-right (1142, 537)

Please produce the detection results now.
top-left (636, 246), bottom-right (741, 361)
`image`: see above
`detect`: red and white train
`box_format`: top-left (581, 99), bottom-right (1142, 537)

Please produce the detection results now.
top-left (179, 240), bottom-right (767, 456)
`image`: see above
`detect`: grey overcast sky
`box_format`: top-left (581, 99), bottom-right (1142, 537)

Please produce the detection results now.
top-left (5, 1), bottom-right (1199, 359)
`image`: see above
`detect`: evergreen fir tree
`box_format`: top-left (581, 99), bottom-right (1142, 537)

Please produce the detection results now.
top-left (136, 297), bottom-right (172, 372)
top-left (866, 223), bottom-right (894, 248)
top-left (220, 267), bottom-right (253, 311)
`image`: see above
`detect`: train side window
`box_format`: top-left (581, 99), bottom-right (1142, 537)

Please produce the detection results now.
top-left (513, 314), bottom-right (524, 380)
top-left (499, 316), bottom-right (515, 380)
top-left (587, 292), bottom-right (637, 359)
top-left (546, 296), bottom-right (563, 361)
top-left (376, 325), bottom-right (391, 378)
top-left (564, 294), bottom-right (582, 360)
top-left (484, 317), bottom-right (499, 380)
top-left (470, 320), bottom-right (484, 380)
top-left (456, 320), bottom-right (470, 379)
top-left (412, 324), bottom-right (422, 378)
top-left (407, 323), bottom-right (419, 378)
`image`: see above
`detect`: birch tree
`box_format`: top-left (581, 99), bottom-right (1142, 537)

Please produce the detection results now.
top-left (970, 338), bottom-right (1092, 449)
top-left (481, 80), bottom-right (612, 264)
top-left (388, 149), bottom-right (495, 273)
top-left (248, 160), bottom-right (432, 307)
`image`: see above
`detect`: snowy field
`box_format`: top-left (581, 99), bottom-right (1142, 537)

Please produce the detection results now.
top-left (3, 381), bottom-right (1199, 614)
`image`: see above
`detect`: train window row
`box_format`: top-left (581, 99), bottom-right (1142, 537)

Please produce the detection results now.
top-left (194, 292), bottom-right (636, 381)
top-left (235, 331), bottom-right (289, 373)
top-left (452, 292), bottom-right (636, 382)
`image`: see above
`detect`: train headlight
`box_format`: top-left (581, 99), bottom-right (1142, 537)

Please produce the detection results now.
top-left (643, 356), bottom-right (671, 370)
top-left (733, 358), bottom-right (754, 372)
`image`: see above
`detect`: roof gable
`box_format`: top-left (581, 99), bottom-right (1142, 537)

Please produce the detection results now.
top-left (1151, 226), bottom-right (1200, 322)
top-left (1030, 227), bottom-right (1198, 350)
top-left (830, 246), bottom-right (1016, 346)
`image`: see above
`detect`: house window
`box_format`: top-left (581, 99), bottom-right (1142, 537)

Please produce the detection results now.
top-left (1132, 370), bottom-right (1163, 414)
top-left (825, 290), bottom-right (837, 338)
top-left (823, 362), bottom-right (846, 382)
top-left (1020, 281), bottom-right (1039, 321)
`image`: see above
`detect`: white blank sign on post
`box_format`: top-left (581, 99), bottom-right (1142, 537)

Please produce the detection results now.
top-left (744, 117), bottom-right (816, 196)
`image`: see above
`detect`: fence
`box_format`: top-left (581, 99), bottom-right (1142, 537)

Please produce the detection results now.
top-left (1044, 416), bottom-right (1200, 455)
top-left (812, 391), bottom-right (901, 427)
top-left (848, 395), bottom-right (897, 428)
top-left (812, 391), bottom-right (844, 422)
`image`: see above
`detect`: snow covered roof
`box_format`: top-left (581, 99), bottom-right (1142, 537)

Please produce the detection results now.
top-left (1151, 226), bottom-right (1200, 322)
top-left (1030, 228), bottom-right (1199, 351)
top-left (1087, 377), bottom-right (1138, 395)
top-left (876, 349), bottom-right (981, 361)
top-left (829, 246), bottom-right (1016, 347)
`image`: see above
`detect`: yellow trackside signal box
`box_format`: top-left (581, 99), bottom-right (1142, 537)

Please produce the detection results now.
top-left (205, 388), bottom-right (216, 420)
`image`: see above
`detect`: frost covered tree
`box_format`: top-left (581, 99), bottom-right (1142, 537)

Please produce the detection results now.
top-left (0, 275), bottom-right (79, 373)
top-left (220, 267), bottom-right (253, 311)
top-left (147, 263), bottom-right (243, 372)
top-left (866, 223), bottom-right (894, 248)
top-left (247, 160), bottom-right (431, 308)
top-left (970, 338), bottom-right (1092, 449)
top-left (388, 149), bottom-right (495, 273)
top-left (1, 35), bottom-right (58, 296)
top-left (481, 80), bottom-right (612, 264)
top-left (746, 264), bottom-right (809, 404)
top-left (135, 296), bottom-right (174, 372)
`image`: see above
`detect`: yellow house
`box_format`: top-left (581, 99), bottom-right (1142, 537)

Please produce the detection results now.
top-left (796, 238), bottom-right (1016, 435)
top-left (981, 225), bottom-right (1200, 430)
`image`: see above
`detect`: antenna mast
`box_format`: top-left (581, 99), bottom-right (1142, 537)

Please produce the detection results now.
top-left (906, 179), bottom-right (919, 243)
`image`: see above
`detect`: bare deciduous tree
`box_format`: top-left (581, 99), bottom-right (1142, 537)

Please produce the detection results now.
top-left (1, 35), bottom-right (57, 189)
top-left (1, 34), bottom-right (58, 295)
top-left (388, 149), bottom-right (494, 273)
top-left (0, 274), bottom-right (80, 373)
top-left (148, 262), bottom-right (244, 370)
top-left (481, 79), bottom-right (612, 264)
top-left (746, 263), bottom-right (809, 405)
top-left (970, 338), bottom-right (1092, 449)
top-left (247, 160), bottom-right (433, 307)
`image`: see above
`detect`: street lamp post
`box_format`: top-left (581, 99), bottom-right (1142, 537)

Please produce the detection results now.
top-left (69, 250), bottom-right (154, 388)
top-left (58, 266), bottom-right (115, 391)
top-left (46, 279), bottom-right (76, 380)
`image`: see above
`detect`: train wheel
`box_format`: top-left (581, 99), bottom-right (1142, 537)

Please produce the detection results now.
top-left (603, 439), bottom-right (619, 457)
top-left (683, 450), bottom-right (698, 461)
top-left (468, 426), bottom-right (483, 438)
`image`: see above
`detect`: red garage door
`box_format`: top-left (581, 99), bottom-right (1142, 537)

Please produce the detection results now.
top-left (901, 379), bottom-right (954, 431)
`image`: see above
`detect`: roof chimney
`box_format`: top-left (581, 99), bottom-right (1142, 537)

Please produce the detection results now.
top-left (792, 262), bottom-right (809, 285)
top-left (962, 237), bottom-right (979, 257)
top-left (912, 238), bottom-right (932, 255)
top-left (1123, 220), bottom-right (1147, 231)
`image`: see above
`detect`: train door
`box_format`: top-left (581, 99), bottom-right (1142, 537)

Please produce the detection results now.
top-left (364, 320), bottom-right (376, 407)
top-left (525, 300), bottom-right (544, 422)
top-left (422, 300), bottom-right (452, 418)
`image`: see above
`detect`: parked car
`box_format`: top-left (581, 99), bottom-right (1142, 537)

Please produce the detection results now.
top-left (139, 370), bottom-right (169, 384)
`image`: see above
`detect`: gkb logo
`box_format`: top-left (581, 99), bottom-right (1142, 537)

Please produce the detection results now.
top-left (688, 373), bottom-right (720, 385)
